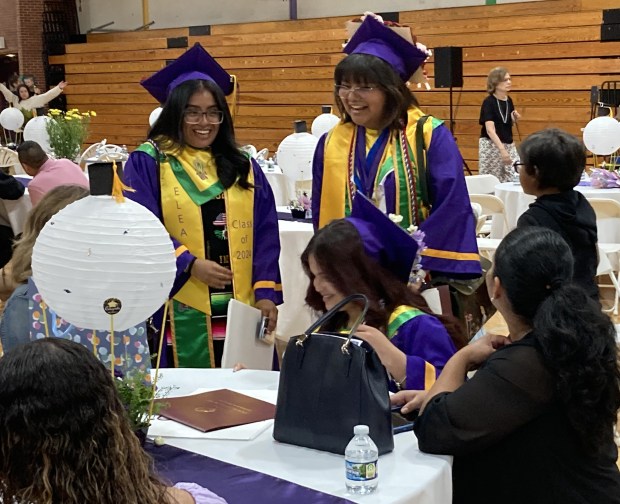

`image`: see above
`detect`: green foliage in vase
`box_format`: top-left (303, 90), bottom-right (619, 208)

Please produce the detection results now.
top-left (46, 108), bottom-right (96, 160)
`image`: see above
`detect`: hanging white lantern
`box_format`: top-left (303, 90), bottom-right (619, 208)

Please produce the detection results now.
top-left (276, 120), bottom-right (318, 182)
top-left (582, 116), bottom-right (620, 155)
top-left (149, 106), bottom-right (163, 127)
top-left (32, 163), bottom-right (176, 331)
top-left (0, 107), bottom-right (25, 131)
top-left (23, 116), bottom-right (52, 153)
top-left (311, 105), bottom-right (340, 138)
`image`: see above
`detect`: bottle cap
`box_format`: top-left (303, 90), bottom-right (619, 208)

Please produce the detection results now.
top-left (354, 425), bottom-right (369, 435)
top-left (321, 105), bottom-right (332, 114)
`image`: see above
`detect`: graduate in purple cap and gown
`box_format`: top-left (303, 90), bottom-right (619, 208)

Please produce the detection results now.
top-left (123, 43), bottom-right (282, 368)
top-left (301, 194), bottom-right (465, 391)
top-left (312, 13), bottom-right (481, 280)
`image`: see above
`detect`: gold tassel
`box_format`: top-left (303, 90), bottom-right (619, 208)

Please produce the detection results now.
top-left (111, 160), bottom-right (135, 203)
top-left (230, 74), bottom-right (238, 121)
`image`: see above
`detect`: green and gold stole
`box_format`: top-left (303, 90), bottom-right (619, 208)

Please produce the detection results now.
top-left (137, 143), bottom-right (254, 367)
top-left (318, 107), bottom-right (441, 230)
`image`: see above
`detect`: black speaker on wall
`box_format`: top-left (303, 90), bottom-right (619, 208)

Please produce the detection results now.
top-left (434, 47), bottom-right (463, 88)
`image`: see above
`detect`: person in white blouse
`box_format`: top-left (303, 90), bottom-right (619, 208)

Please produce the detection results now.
top-left (0, 80), bottom-right (67, 123)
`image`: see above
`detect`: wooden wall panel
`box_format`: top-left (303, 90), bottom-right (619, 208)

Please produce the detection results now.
top-left (59, 0), bottom-right (618, 170)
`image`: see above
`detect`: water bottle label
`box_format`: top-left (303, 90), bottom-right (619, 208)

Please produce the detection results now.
top-left (345, 460), bottom-right (378, 481)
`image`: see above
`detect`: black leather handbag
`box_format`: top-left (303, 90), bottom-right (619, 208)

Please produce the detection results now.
top-left (273, 294), bottom-right (394, 455)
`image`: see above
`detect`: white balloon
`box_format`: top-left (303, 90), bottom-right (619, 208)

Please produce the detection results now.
top-left (32, 196), bottom-right (176, 331)
top-left (23, 116), bottom-right (52, 153)
top-left (311, 112), bottom-right (340, 138)
top-left (276, 132), bottom-right (318, 182)
top-left (149, 107), bottom-right (163, 127)
top-left (0, 108), bottom-right (25, 131)
top-left (582, 116), bottom-right (620, 155)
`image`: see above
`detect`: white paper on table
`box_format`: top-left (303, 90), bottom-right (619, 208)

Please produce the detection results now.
top-left (148, 388), bottom-right (277, 440)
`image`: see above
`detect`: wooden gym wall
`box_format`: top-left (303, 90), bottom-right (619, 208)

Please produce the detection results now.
top-left (49, 0), bottom-right (620, 173)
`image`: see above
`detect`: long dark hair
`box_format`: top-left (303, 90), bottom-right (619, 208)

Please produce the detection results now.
top-left (334, 53), bottom-right (418, 131)
top-left (494, 226), bottom-right (620, 454)
top-left (0, 339), bottom-right (169, 503)
top-left (16, 83), bottom-right (32, 100)
top-left (149, 79), bottom-right (251, 189)
top-left (301, 219), bottom-right (465, 348)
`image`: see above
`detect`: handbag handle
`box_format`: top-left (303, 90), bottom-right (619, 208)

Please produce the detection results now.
top-left (296, 294), bottom-right (369, 354)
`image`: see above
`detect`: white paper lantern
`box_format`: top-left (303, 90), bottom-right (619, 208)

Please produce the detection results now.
top-left (311, 106), bottom-right (340, 138)
top-left (23, 116), bottom-right (52, 153)
top-left (32, 196), bottom-right (176, 331)
top-left (582, 116), bottom-right (620, 155)
top-left (149, 106), bottom-right (163, 127)
top-left (0, 107), bottom-right (24, 131)
top-left (276, 120), bottom-right (318, 182)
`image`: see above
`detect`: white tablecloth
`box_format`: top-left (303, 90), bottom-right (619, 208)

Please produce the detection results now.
top-left (265, 171), bottom-right (295, 207)
top-left (153, 368), bottom-right (452, 504)
top-left (276, 220), bottom-right (315, 341)
top-left (494, 182), bottom-right (620, 243)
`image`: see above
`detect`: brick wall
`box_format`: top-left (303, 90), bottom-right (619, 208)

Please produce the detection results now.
top-left (17, 0), bottom-right (46, 89)
top-left (0, 0), bottom-right (18, 52)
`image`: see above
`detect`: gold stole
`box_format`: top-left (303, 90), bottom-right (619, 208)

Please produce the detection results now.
top-left (160, 147), bottom-right (255, 315)
top-left (318, 108), bottom-right (434, 229)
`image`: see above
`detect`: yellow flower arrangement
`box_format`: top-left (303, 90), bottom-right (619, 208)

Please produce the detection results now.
top-left (46, 108), bottom-right (96, 160)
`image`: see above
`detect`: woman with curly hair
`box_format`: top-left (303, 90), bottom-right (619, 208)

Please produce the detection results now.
top-left (399, 226), bottom-right (620, 503)
top-left (0, 337), bottom-right (227, 503)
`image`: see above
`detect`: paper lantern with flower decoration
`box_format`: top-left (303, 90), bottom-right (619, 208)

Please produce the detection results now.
top-left (276, 120), bottom-right (318, 183)
top-left (31, 163), bottom-right (176, 331)
top-left (582, 116), bottom-right (620, 156)
top-left (0, 107), bottom-right (24, 131)
top-left (23, 116), bottom-right (52, 153)
top-left (311, 105), bottom-right (340, 138)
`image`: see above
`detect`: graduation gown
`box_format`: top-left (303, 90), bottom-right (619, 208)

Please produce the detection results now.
top-left (311, 107), bottom-right (481, 279)
top-left (124, 143), bottom-right (282, 367)
top-left (388, 305), bottom-right (457, 391)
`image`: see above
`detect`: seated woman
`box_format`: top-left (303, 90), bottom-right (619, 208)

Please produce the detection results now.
top-left (0, 184), bottom-right (89, 353)
top-left (408, 226), bottom-right (620, 503)
top-left (0, 337), bottom-right (227, 504)
top-left (301, 196), bottom-right (465, 391)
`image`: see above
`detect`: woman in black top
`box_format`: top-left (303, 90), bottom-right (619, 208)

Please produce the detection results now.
top-left (478, 67), bottom-right (521, 182)
top-left (397, 226), bottom-right (620, 504)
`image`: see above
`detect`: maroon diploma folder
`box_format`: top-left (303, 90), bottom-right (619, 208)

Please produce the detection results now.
top-left (155, 389), bottom-right (276, 433)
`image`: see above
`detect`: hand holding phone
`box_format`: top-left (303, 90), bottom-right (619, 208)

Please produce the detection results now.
top-left (256, 316), bottom-right (269, 340)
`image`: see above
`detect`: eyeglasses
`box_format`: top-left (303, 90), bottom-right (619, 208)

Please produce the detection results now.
top-left (335, 84), bottom-right (377, 99)
top-left (183, 109), bottom-right (224, 124)
top-left (513, 160), bottom-right (525, 173)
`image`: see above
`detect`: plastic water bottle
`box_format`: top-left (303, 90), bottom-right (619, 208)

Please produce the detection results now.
top-left (344, 425), bottom-right (379, 495)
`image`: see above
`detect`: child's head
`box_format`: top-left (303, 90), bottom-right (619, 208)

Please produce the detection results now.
top-left (518, 128), bottom-right (585, 193)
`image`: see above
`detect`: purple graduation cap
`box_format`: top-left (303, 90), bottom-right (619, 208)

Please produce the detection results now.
top-left (347, 194), bottom-right (419, 283)
top-left (141, 43), bottom-right (234, 104)
top-left (343, 15), bottom-right (429, 82)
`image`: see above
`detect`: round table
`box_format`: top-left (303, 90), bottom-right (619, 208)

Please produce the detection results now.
top-left (151, 368), bottom-right (453, 504)
top-left (276, 219), bottom-right (315, 342)
top-left (494, 182), bottom-right (620, 242)
top-left (264, 170), bottom-right (295, 207)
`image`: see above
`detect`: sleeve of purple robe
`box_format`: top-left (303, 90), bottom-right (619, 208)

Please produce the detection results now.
top-left (389, 313), bottom-right (457, 391)
top-left (123, 151), bottom-right (194, 298)
top-left (420, 125), bottom-right (482, 278)
top-left (251, 159), bottom-right (283, 305)
top-left (311, 133), bottom-right (327, 230)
